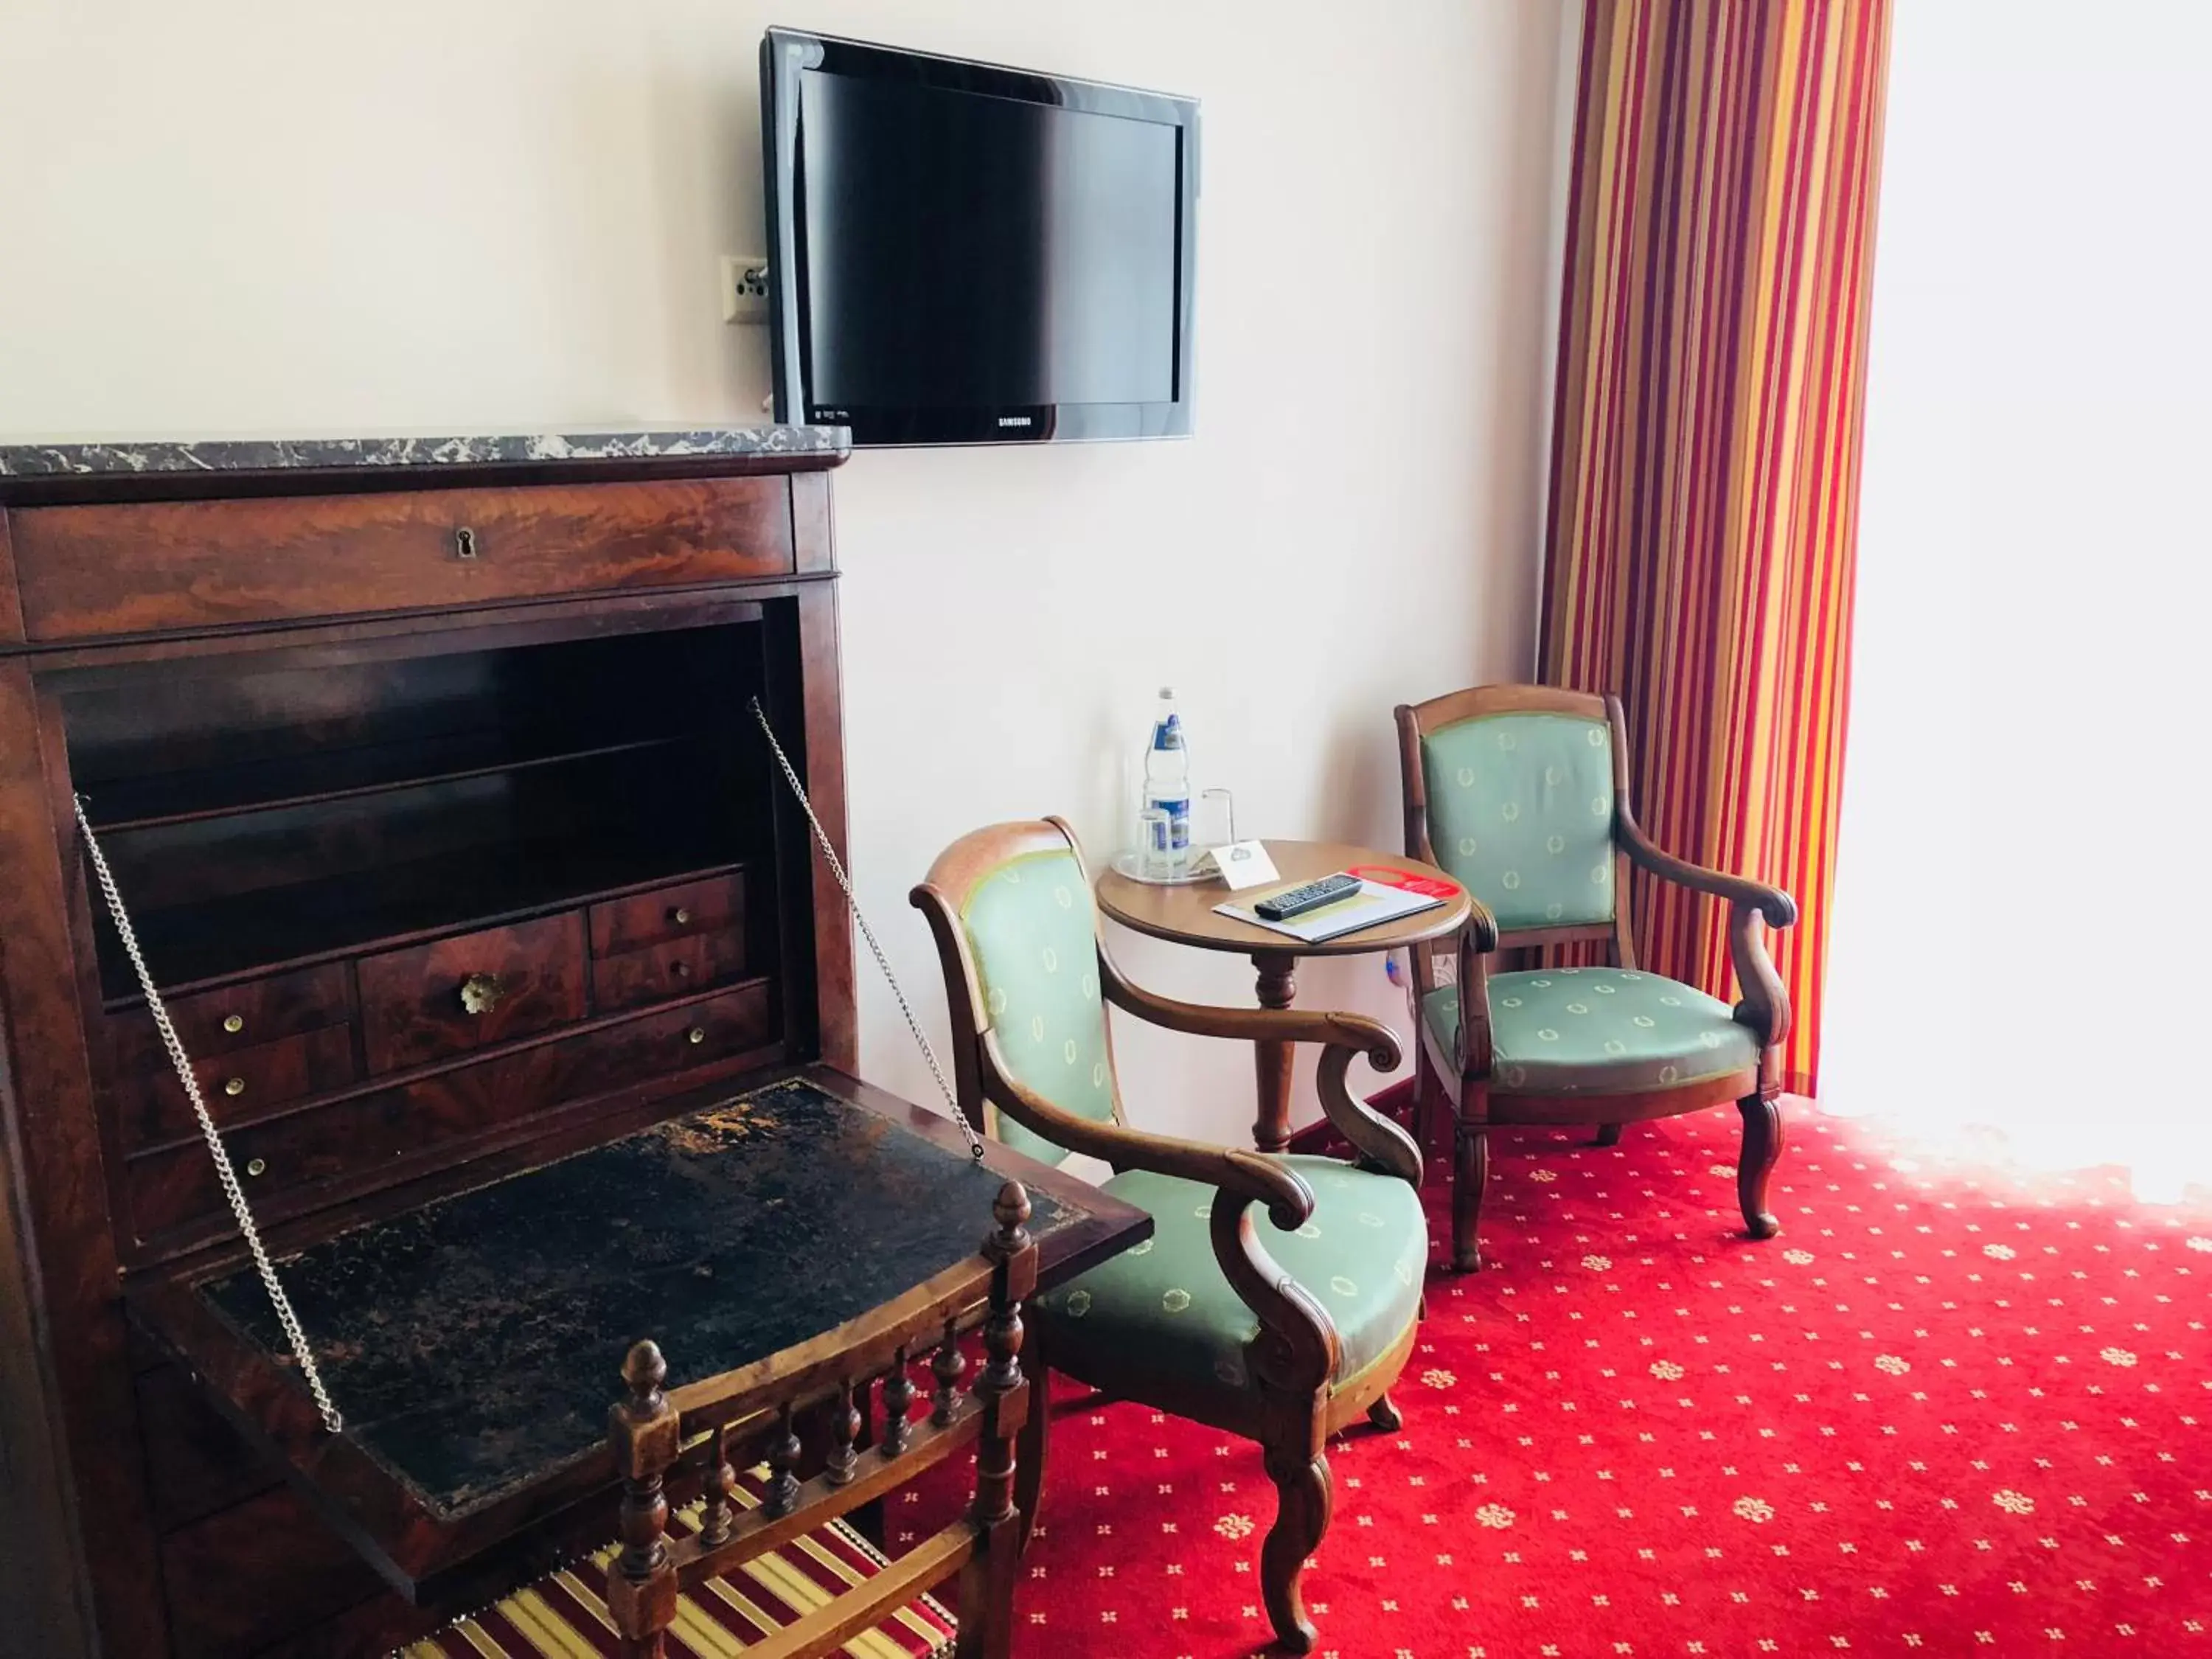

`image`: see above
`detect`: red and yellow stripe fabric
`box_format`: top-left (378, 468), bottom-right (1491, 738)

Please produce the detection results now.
top-left (397, 1488), bottom-right (955, 1659)
top-left (1541, 0), bottom-right (1892, 1094)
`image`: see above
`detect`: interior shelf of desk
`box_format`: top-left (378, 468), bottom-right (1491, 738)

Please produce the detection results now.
top-left (62, 622), bottom-right (779, 1001)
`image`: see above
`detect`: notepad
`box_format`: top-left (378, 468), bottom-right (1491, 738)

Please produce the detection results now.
top-left (1214, 877), bottom-right (1445, 944)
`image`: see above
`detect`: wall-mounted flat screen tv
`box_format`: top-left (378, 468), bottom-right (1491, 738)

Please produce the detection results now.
top-left (761, 29), bottom-right (1199, 446)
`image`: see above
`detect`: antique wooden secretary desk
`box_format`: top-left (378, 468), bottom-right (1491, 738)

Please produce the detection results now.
top-left (0, 431), bottom-right (1137, 1658)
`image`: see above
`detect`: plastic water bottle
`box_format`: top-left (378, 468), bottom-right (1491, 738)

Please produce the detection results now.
top-left (1144, 687), bottom-right (1191, 872)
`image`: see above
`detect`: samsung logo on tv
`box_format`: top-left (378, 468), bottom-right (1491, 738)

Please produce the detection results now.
top-left (996, 416), bottom-right (1032, 428)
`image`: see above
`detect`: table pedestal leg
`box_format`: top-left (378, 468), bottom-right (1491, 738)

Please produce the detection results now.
top-left (1251, 950), bottom-right (1298, 1153)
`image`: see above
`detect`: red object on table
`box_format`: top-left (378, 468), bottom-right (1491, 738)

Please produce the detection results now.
top-left (1346, 863), bottom-right (1463, 900)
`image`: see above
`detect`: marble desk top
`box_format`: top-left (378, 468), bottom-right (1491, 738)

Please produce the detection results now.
top-left (0, 424), bottom-right (849, 481)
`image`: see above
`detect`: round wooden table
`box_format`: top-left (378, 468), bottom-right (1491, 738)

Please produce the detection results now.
top-left (1095, 838), bottom-right (1472, 1152)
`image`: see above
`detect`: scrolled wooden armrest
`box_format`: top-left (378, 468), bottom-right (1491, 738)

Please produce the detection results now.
top-left (978, 1031), bottom-right (1315, 1230)
top-left (1615, 806), bottom-right (1795, 1051)
top-left (1616, 808), bottom-right (1797, 927)
top-left (980, 1032), bottom-right (1343, 1399)
top-left (1457, 893), bottom-right (1501, 955)
top-left (1311, 1042), bottom-right (1423, 1182)
top-left (1104, 964), bottom-right (1401, 1069)
top-left (1104, 961), bottom-right (1419, 1182)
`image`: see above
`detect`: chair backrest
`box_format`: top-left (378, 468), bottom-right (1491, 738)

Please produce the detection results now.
top-left (1395, 685), bottom-right (1635, 950)
top-left (911, 818), bottom-right (1122, 1166)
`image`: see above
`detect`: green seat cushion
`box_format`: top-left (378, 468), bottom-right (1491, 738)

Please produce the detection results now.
top-left (1421, 967), bottom-right (1756, 1094)
top-left (1032, 1156), bottom-right (1425, 1392)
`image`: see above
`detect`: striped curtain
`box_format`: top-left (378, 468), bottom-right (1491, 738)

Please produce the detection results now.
top-left (1540, 0), bottom-right (1891, 1095)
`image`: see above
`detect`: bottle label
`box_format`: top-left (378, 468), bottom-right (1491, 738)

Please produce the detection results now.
top-left (1152, 715), bottom-right (1184, 752)
top-left (1149, 793), bottom-right (1191, 849)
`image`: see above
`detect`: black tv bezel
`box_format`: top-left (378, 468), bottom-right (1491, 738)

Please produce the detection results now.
top-left (760, 28), bottom-right (1200, 448)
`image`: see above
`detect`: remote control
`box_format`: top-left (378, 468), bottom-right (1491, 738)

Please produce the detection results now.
top-left (1254, 873), bottom-right (1362, 922)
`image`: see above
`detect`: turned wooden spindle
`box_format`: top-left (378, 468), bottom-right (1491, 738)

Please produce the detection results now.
top-left (606, 1340), bottom-right (681, 1657)
top-left (880, 1346), bottom-right (915, 1458)
top-left (765, 1401), bottom-right (801, 1517)
top-left (930, 1318), bottom-right (965, 1426)
top-left (981, 1181), bottom-right (1032, 1396)
top-left (827, 1377), bottom-right (860, 1486)
top-left (698, 1419), bottom-right (737, 1549)
top-left (957, 1181), bottom-right (1036, 1652)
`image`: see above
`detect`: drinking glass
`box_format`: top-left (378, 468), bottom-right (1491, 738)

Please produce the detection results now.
top-left (1136, 807), bottom-right (1175, 880)
top-left (1192, 787), bottom-right (1237, 851)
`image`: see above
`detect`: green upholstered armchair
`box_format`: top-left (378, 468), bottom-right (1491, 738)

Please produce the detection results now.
top-left (1393, 685), bottom-right (1798, 1272)
top-left (912, 818), bottom-right (1429, 1656)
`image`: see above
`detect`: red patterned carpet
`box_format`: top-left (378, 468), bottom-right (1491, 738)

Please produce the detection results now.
top-left (906, 1105), bottom-right (2212, 1658)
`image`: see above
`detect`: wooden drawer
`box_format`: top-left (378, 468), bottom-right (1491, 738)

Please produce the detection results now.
top-left (358, 912), bottom-right (586, 1074)
top-left (108, 962), bottom-right (349, 1062)
top-left (11, 476), bottom-right (796, 641)
top-left (590, 872), bottom-right (745, 956)
top-left (160, 1484), bottom-right (387, 1659)
top-left (126, 981), bottom-right (776, 1239)
top-left (136, 1365), bottom-right (282, 1531)
top-left (113, 1023), bottom-right (356, 1151)
top-left (591, 927), bottom-right (747, 1013)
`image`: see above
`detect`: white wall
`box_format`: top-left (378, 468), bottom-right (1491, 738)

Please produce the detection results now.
top-left (0, 0), bottom-right (1575, 1144)
top-left (1824, 2), bottom-right (2212, 1192)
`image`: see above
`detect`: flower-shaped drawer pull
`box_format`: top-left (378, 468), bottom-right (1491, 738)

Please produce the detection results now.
top-left (459, 972), bottom-right (507, 1016)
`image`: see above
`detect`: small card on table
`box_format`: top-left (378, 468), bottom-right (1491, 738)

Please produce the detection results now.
top-left (1193, 840), bottom-right (1281, 890)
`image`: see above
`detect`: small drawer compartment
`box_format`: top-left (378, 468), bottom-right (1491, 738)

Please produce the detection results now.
top-left (125, 981), bottom-right (777, 1242)
top-left (114, 1024), bottom-right (357, 1151)
top-left (589, 872), bottom-right (744, 957)
top-left (591, 928), bottom-right (747, 1014)
top-left (13, 477), bottom-right (796, 641)
top-left (357, 912), bottom-right (586, 1074)
top-left (109, 962), bottom-right (349, 1062)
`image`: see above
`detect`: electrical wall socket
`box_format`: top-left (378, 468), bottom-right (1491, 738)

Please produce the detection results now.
top-left (720, 255), bottom-right (770, 324)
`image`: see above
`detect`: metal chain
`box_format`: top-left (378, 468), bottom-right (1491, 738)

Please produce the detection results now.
top-left (748, 698), bottom-right (986, 1161)
top-left (72, 796), bottom-right (345, 1434)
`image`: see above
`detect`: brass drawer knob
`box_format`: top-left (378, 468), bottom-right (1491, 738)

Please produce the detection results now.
top-left (222, 1014), bottom-right (245, 1034)
top-left (246, 1158), bottom-right (267, 1178)
top-left (669, 961), bottom-right (691, 980)
top-left (223, 1076), bottom-right (246, 1097)
top-left (687, 1026), bottom-right (706, 1045)
top-left (459, 972), bottom-right (506, 1015)
top-left (671, 906), bottom-right (692, 927)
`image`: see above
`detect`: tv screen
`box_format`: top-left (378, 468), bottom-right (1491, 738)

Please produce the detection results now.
top-left (762, 31), bottom-right (1199, 446)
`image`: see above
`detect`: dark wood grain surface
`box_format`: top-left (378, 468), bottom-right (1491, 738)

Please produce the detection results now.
top-left (588, 871), bottom-right (745, 956)
top-left (12, 479), bottom-right (797, 641)
top-left (357, 913), bottom-right (588, 1073)
top-left (0, 445), bottom-right (856, 1659)
top-left (590, 928), bottom-right (748, 1014)
top-left (125, 982), bottom-right (779, 1243)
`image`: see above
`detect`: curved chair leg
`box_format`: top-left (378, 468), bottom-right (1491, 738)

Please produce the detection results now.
top-left (1014, 1354), bottom-right (1050, 1553)
top-left (1451, 1120), bottom-right (1489, 1273)
top-left (1736, 1093), bottom-right (1784, 1239)
top-left (1259, 1444), bottom-right (1332, 1654)
top-left (1595, 1122), bottom-right (1624, 1147)
top-left (1366, 1392), bottom-right (1402, 1433)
